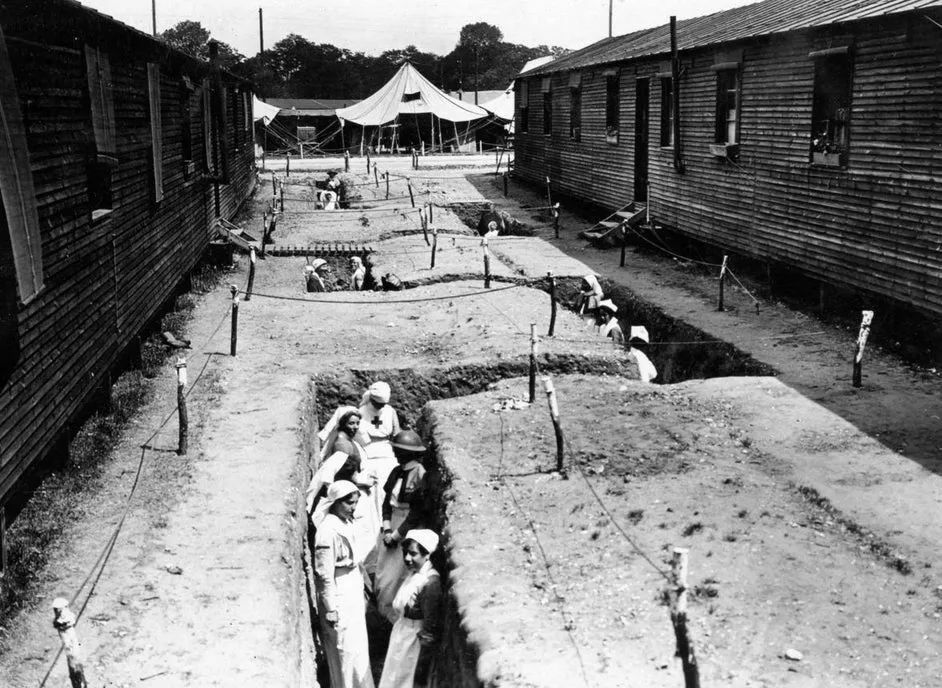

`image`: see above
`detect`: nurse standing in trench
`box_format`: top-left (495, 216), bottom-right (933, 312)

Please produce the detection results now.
top-left (313, 480), bottom-right (376, 688)
top-left (378, 529), bottom-right (443, 688)
top-left (376, 430), bottom-right (431, 622)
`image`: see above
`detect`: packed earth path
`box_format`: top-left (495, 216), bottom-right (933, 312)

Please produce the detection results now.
top-left (0, 154), bottom-right (939, 687)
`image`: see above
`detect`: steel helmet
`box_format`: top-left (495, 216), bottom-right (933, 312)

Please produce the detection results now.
top-left (391, 429), bottom-right (426, 452)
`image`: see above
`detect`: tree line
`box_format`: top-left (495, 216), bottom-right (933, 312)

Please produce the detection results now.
top-left (159, 21), bottom-right (569, 99)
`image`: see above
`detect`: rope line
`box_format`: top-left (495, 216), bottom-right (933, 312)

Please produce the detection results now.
top-left (249, 283), bottom-right (518, 304)
top-left (38, 307), bottom-right (230, 687)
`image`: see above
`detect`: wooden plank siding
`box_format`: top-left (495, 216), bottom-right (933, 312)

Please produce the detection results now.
top-left (515, 13), bottom-right (942, 317)
top-left (0, 2), bottom-right (256, 506)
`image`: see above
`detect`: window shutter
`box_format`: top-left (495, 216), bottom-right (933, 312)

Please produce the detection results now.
top-left (147, 63), bottom-right (164, 202)
top-left (0, 27), bottom-right (43, 303)
top-left (84, 45), bottom-right (116, 155)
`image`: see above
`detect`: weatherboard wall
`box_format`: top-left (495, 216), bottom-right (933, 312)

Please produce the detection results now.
top-left (0, 2), bottom-right (255, 509)
top-left (515, 14), bottom-right (942, 317)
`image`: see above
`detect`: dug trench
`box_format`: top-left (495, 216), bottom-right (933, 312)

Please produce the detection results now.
top-left (300, 316), bottom-right (775, 686)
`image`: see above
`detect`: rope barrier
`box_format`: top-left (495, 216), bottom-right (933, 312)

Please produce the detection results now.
top-left (38, 307), bottom-right (231, 687)
top-left (249, 283), bottom-right (518, 305)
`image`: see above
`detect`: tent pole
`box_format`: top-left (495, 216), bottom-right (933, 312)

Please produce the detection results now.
top-left (453, 121), bottom-right (459, 152)
top-left (340, 121), bottom-right (345, 152)
top-left (430, 114), bottom-right (435, 154)
top-left (359, 125), bottom-right (364, 156)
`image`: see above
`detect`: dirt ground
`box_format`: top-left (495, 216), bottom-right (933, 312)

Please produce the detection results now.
top-left (431, 375), bottom-right (942, 688)
top-left (1, 154), bottom-right (940, 687)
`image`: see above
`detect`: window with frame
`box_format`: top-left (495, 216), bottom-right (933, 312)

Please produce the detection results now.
top-left (569, 73), bottom-right (581, 141)
top-left (810, 52), bottom-right (852, 166)
top-left (715, 68), bottom-right (739, 145)
top-left (518, 81), bottom-right (529, 133)
top-left (605, 72), bottom-right (619, 144)
top-left (659, 77), bottom-right (673, 147)
top-left (84, 45), bottom-right (116, 218)
top-left (541, 78), bottom-right (552, 136)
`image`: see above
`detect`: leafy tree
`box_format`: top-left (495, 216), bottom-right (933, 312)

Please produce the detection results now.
top-left (159, 20), bottom-right (244, 70)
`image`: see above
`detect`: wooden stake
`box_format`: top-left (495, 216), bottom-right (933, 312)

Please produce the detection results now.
top-left (482, 237), bottom-right (491, 288)
top-left (430, 227), bottom-right (438, 269)
top-left (671, 548), bottom-right (701, 688)
top-left (385, 172), bottom-right (389, 200)
top-left (853, 310), bottom-right (874, 388)
top-left (271, 172), bottom-right (276, 195)
top-left (344, 150), bottom-right (350, 172)
top-left (542, 375), bottom-right (566, 475)
top-left (503, 171), bottom-right (508, 197)
top-left (229, 284), bottom-right (239, 357)
top-left (279, 182), bottom-right (285, 213)
top-left (407, 177), bottom-right (415, 207)
top-left (620, 222), bottom-right (628, 267)
top-left (366, 150), bottom-right (371, 174)
top-left (176, 357), bottom-right (188, 455)
top-left (718, 255), bottom-right (729, 311)
top-left (374, 164), bottom-right (379, 188)
top-left (428, 201), bottom-right (434, 224)
top-left (545, 176), bottom-right (553, 219)
top-left (421, 205), bottom-right (430, 246)
top-left (529, 323), bottom-right (537, 403)
top-left (285, 152), bottom-right (290, 177)
top-left (52, 599), bottom-right (88, 688)
top-left (553, 203), bottom-right (560, 239)
top-left (547, 271), bottom-right (557, 337)
top-left (245, 247), bottom-right (257, 301)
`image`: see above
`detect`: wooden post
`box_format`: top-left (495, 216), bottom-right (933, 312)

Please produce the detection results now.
top-left (52, 599), bottom-right (88, 688)
top-left (415, 148), bottom-right (420, 168)
top-left (285, 152), bottom-right (290, 177)
top-left (430, 227), bottom-right (438, 269)
top-left (852, 310), bottom-right (874, 388)
top-left (553, 203), bottom-right (560, 239)
top-left (671, 548), bottom-right (701, 688)
top-left (482, 237), bottom-right (491, 288)
top-left (245, 247), bottom-right (257, 301)
top-left (503, 171), bottom-right (508, 197)
top-left (718, 255), bottom-right (729, 311)
top-left (428, 201), bottom-right (434, 224)
top-left (374, 164), bottom-right (379, 188)
top-left (407, 177), bottom-right (415, 207)
top-left (545, 176), bottom-right (553, 218)
top-left (620, 223), bottom-right (628, 267)
top-left (547, 272), bottom-right (557, 337)
top-left (229, 284), bottom-right (239, 357)
top-left (344, 150), bottom-right (350, 172)
top-left (271, 172), bottom-right (276, 195)
top-left (421, 205), bottom-right (430, 246)
top-left (176, 357), bottom-right (188, 455)
top-left (542, 376), bottom-right (566, 476)
top-left (279, 182), bottom-right (285, 213)
top-left (366, 149), bottom-right (371, 174)
top-left (385, 172), bottom-right (390, 200)
top-left (646, 182), bottom-right (652, 224)
top-left (529, 323), bottom-right (537, 403)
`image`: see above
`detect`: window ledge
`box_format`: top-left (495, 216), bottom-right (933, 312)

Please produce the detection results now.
top-left (91, 208), bottom-right (113, 223)
top-left (710, 143), bottom-right (739, 158)
top-left (811, 151), bottom-right (844, 168)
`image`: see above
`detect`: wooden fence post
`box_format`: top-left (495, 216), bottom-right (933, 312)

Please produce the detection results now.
top-left (542, 375), bottom-right (566, 476)
top-left (430, 227), bottom-right (438, 269)
top-left (176, 357), bottom-right (188, 455)
top-left (482, 237), bottom-right (491, 288)
top-left (285, 152), bottom-right (290, 177)
top-left (718, 255), bottom-right (729, 311)
top-left (245, 247), bottom-right (257, 301)
top-left (229, 284), bottom-right (239, 357)
top-left (547, 272), bottom-right (557, 337)
top-left (503, 171), bottom-right (508, 197)
top-left (373, 164), bottom-right (379, 188)
top-left (545, 176), bottom-right (553, 219)
top-left (366, 150), bottom-right (371, 174)
top-left (52, 598), bottom-right (88, 688)
top-left (279, 181), bottom-right (285, 213)
top-left (407, 177), bottom-right (415, 207)
top-left (271, 172), bottom-right (276, 195)
top-left (421, 206), bottom-right (430, 246)
top-left (853, 310), bottom-right (874, 388)
top-left (620, 222), bottom-right (628, 267)
top-left (553, 203), bottom-right (560, 239)
top-left (428, 201), bottom-right (434, 224)
top-left (529, 323), bottom-right (537, 403)
top-left (344, 150), bottom-right (350, 172)
top-left (385, 172), bottom-right (390, 200)
top-left (671, 548), bottom-right (701, 688)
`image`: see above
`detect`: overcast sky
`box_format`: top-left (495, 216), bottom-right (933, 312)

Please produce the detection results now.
top-left (76, 0), bottom-right (756, 57)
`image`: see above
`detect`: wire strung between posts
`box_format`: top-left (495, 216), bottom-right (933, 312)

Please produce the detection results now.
top-left (249, 283), bottom-right (519, 305)
top-left (723, 266), bottom-right (762, 307)
top-left (38, 308), bottom-right (231, 688)
top-left (519, 331), bottom-right (827, 347)
top-left (495, 415), bottom-right (593, 688)
top-left (628, 226), bottom-right (723, 268)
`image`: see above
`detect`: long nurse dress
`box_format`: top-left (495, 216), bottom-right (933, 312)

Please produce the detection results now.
top-left (314, 513), bottom-right (375, 688)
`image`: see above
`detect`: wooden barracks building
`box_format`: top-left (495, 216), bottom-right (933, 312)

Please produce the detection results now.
top-left (0, 0), bottom-right (256, 542)
top-left (514, 0), bottom-right (942, 318)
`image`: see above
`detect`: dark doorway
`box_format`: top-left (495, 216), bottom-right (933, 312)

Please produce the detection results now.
top-left (634, 78), bottom-right (650, 202)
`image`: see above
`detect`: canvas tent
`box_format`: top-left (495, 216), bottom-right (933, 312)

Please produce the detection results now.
top-left (336, 62), bottom-right (489, 153)
top-left (252, 96), bottom-right (281, 125)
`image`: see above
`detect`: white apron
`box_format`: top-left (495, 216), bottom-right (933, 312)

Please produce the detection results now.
top-left (378, 563), bottom-right (434, 688)
top-left (375, 502), bottom-right (410, 622)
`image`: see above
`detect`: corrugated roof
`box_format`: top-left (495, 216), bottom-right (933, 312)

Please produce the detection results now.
top-left (523, 0), bottom-right (942, 76)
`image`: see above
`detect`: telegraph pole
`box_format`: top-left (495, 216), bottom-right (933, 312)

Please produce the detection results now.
top-left (609, 0), bottom-right (613, 37)
top-left (259, 7), bottom-right (264, 54)
top-left (152, 0), bottom-right (157, 35)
